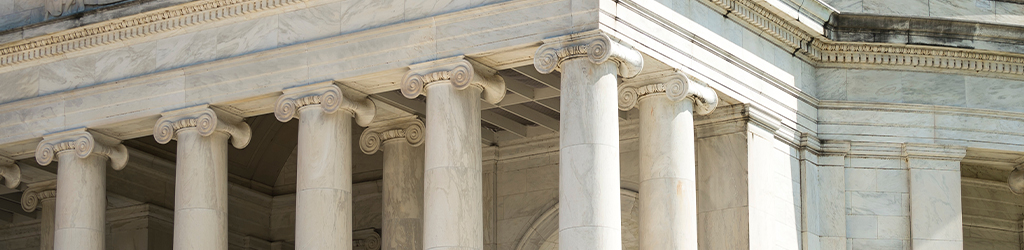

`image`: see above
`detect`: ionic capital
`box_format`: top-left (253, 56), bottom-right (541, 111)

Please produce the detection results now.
top-left (35, 129), bottom-right (128, 170)
top-left (618, 71), bottom-right (719, 115)
top-left (153, 105), bottom-right (252, 149)
top-left (359, 116), bottom-right (425, 155)
top-left (401, 56), bottom-right (506, 104)
top-left (0, 156), bottom-right (19, 189)
top-left (274, 82), bottom-right (376, 126)
top-left (21, 180), bottom-right (56, 212)
top-left (534, 32), bottom-right (644, 78)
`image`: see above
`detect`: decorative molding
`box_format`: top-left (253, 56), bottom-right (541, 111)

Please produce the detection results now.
top-left (35, 128), bottom-right (128, 170)
top-left (534, 32), bottom-right (644, 78)
top-left (275, 82), bottom-right (376, 126)
top-left (902, 143), bottom-right (968, 161)
top-left (401, 56), bottom-right (506, 105)
top-left (358, 116), bottom-right (425, 155)
top-left (21, 180), bottom-right (57, 212)
top-left (153, 105), bottom-right (252, 149)
top-left (0, 0), bottom-right (308, 68)
top-left (0, 155), bottom-right (19, 189)
top-left (618, 71), bottom-right (719, 115)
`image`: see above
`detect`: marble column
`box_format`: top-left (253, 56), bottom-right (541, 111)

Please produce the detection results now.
top-left (534, 32), bottom-right (642, 249)
top-left (275, 82), bottom-right (376, 250)
top-left (619, 72), bottom-right (718, 250)
top-left (35, 129), bottom-right (129, 250)
top-left (401, 56), bottom-right (505, 250)
top-left (154, 105), bottom-right (251, 250)
top-left (21, 180), bottom-right (57, 250)
top-left (359, 116), bottom-right (426, 250)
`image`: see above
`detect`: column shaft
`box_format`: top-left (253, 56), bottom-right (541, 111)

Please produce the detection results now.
top-left (638, 96), bottom-right (697, 250)
top-left (295, 107), bottom-right (353, 250)
top-left (382, 140), bottom-right (424, 250)
top-left (41, 198), bottom-right (56, 250)
top-left (53, 153), bottom-right (107, 250)
top-left (174, 130), bottom-right (230, 250)
top-left (558, 59), bottom-right (622, 250)
top-left (423, 83), bottom-right (483, 250)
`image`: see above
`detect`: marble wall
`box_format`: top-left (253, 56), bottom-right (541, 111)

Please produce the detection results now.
top-left (822, 0), bottom-right (1024, 26)
top-left (816, 68), bottom-right (1024, 114)
top-left (842, 146), bottom-right (911, 249)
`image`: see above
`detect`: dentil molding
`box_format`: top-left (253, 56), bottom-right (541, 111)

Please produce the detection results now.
top-left (401, 56), bottom-right (506, 105)
top-left (35, 128), bottom-right (128, 170)
top-left (358, 116), bottom-right (424, 155)
top-left (20, 180), bottom-right (56, 212)
top-left (274, 82), bottom-right (376, 126)
top-left (0, 155), bottom-right (20, 189)
top-left (618, 70), bottom-right (719, 115)
top-left (153, 105), bottom-right (252, 149)
top-left (534, 32), bottom-right (644, 78)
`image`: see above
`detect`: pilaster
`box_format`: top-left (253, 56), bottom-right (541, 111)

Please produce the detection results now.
top-left (903, 143), bottom-right (967, 250)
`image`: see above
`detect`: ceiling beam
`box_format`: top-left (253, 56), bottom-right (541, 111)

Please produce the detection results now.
top-left (511, 66), bottom-right (561, 91)
top-left (0, 196), bottom-right (36, 218)
top-left (500, 105), bottom-right (559, 132)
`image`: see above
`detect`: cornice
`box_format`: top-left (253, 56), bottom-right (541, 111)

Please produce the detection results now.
top-left (274, 82), bottom-right (376, 126)
top-left (401, 56), bottom-right (507, 105)
top-left (0, 0), bottom-right (308, 68)
top-left (153, 105), bottom-right (252, 148)
top-left (35, 128), bottom-right (128, 170)
top-left (358, 116), bottom-right (424, 155)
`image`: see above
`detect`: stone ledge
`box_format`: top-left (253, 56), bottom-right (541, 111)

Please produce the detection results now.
top-left (827, 13), bottom-right (1024, 54)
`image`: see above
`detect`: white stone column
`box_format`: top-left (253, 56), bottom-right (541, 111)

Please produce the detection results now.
top-left (275, 82), bottom-right (376, 250)
top-left (534, 32), bottom-right (642, 250)
top-left (401, 56), bottom-right (505, 250)
top-left (619, 72), bottom-right (718, 250)
top-left (35, 129), bottom-right (129, 250)
top-left (21, 180), bottom-right (57, 250)
top-left (359, 116), bottom-right (426, 250)
top-left (154, 105), bottom-right (251, 250)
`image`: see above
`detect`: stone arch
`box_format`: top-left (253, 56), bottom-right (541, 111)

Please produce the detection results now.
top-left (515, 189), bottom-right (640, 250)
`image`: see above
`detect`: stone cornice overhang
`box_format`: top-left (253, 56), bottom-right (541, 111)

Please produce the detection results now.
top-left (0, 0), bottom-right (581, 158)
top-left (826, 13), bottom-right (1024, 54)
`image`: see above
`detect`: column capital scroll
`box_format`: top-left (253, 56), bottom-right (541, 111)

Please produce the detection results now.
top-left (358, 116), bottom-right (424, 155)
top-left (0, 155), bottom-right (19, 189)
top-left (534, 32), bottom-right (644, 78)
top-left (401, 56), bottom-right (506, 104)
top-left (275, 82), bottom-right (376, 126)
top-left (618, 71), bottom-right (719, 114)
top-left (153, 105), bottom-right (252, 148)
top-left (35, 129), bottom-right (128, 170)
top-left (21, 180), bottom-right (57, 212)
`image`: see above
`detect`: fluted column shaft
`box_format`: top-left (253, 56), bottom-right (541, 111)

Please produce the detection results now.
top-left (558, 58), bottom-right (623, 249)
top-left (400, 57), bottom-right (505, 250)
top-left (638, 96), bottom-right (697, 250)
top-left (174, 130), bottom-right (230, 249)
top-left (54, 153), bottom-right (107, 250)
top-left (382, 139), bottom-right (424, 250)
top-left (41, 197), bottom-right (56, 250)
top-left (423, 83), bottom-right (483, 250)
top-left (295, 107), bottom-right (353, 250)
top-left (36, 130), bottom-right (128, 250)
top-left (154, 105), bottom-right (250, 250)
